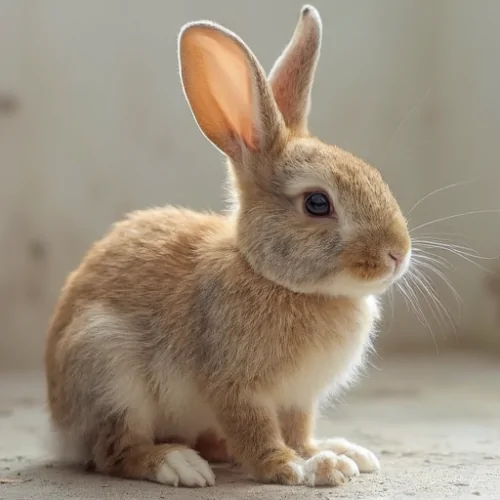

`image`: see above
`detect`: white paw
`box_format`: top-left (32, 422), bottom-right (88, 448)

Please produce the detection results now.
top-left (303, 451), bottom-right (359, 487)
top-left (315, 438), bottom-right (380, 473)
top-left (155, 449), bottom-right (216, 487)
top-left (285, 459), bottom-right (306, 484)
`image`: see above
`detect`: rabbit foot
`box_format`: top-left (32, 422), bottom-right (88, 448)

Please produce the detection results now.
top-left (314, 438), bottom-right (380, 473)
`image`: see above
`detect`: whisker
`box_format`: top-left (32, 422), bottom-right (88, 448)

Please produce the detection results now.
top-left (417, 244), bottom-right (498, 276)
top-left (396, 282), bottom-right (412, 314)
top-left (412, 256), bottom-right (463, 309)
top-left (385, 284), bottom-right (396, 332)
top-left (411, 244), bottom-right (463, 300)
top-left (410, 209), bottom-right (500, 233)
top-left (414, 241), bottom-right (500, 261)
top-left (381, 88), bottom-right (432, 165)
top-left (411, 237), bottom-right (479, 252)
top-left (401, 275), bottom-right (431, 332)
top-left (413, 232), bottom-right (479, 250)
top-left (402, 272), bottom-right (440, 352)
top-left (408, 268), bottom-right (445, 329)
top-left (411, 250), bottom-right (454, 270)
top-left (411, 266), bottom-right (457, 337)
top-left (406, 178), bottom-right (478, 218)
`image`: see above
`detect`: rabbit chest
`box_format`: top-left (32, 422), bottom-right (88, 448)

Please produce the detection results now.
top-left (269, 294), bottom-right (379, 408)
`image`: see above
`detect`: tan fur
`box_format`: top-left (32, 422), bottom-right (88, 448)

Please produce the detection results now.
top-left (278, 407), bottom-right (318, 458)
top-left (45, 5), bottom-right (410, 488)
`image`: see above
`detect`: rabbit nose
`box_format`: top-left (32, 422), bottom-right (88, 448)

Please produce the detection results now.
top-left (388, 251), bottom-right (404, 266)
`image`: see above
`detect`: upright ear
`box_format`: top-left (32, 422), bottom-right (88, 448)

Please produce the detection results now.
top-left (178, 22), bottom-right (282, 160)
top-left (268, 5), bottom-right (322, 133)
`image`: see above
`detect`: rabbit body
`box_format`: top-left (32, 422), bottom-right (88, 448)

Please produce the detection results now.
top-left (46, 206), bottom-right (376, 471)
top-left (45, 5), bottom-right (410, 488)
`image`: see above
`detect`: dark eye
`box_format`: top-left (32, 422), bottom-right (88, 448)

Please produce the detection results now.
top-left (304, 192), bottom-right (332, 217)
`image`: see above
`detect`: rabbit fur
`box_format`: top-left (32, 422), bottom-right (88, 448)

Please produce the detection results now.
top-left (45, 4), bottom-right (411, 488)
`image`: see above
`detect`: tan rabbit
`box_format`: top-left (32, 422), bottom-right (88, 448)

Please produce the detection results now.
top-left (45, 4), bottom-right (411, 489)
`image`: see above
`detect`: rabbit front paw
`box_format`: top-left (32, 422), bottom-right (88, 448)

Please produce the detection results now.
top-left (315, 438), bottom-right (380, 473)
top-left (303, 451), bottom-right (359, 487)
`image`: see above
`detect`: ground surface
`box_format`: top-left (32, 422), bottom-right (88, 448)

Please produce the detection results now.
top-left (1, 352), bottom-right (499, 500)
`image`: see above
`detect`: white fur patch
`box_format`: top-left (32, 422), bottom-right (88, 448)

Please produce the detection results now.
top-left (318, 269), bottom-right (390, 298)
top-left (155, 449), bottom-right (215, 487)
top-left (286, 459), bottom-right (306, 484)
top-left (272, 295), bottom-right (377, 409)
top-left (366, 294), bottom-right (381, 321)
top-left (55, 304), bottom-right (227, 463)
top-left (314, 438), bottom-right (380, 473)
top-left (303, 451), bottom-right (359, 487)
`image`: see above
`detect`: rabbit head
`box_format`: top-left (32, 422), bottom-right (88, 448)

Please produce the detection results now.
top-left (178, 5), bottom-right (411, 298)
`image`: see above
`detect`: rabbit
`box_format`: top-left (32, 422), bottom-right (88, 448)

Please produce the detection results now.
top-left (44, 4), bottom-right (411, 489)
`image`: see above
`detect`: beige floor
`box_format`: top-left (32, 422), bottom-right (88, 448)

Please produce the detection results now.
top-left (1, 352), bottom-right (499, 500)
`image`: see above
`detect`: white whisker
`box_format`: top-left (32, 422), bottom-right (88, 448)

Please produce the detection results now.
top-left (414, 240), bottom-right (500, 261)
top-left (411, 266), bottom-right (457, 337)
top-left (402, 272), bottom-right (440, 352)
top-left (416, 243), bottom-right (498, 276)
top-left (406, 178), bottom-right (477, 218)
top-left (411, 249), bottom-right (454, 270)
top-left (385, 284), bottom-right (396, 332)
top-left (381, 88), bottom-right (432, 165)
top-left (412, 256), bottom-right (463, 309)
top-left (396, 282), bottom-right (412, 314)
top-left (410, 209), bottom-right (500, 233)
top-left (411, 237), bottom-right (479, 253)
top-left (401, 275), bottom-right (431, 332)
top-left (408, 269), bottom-right (445, 327)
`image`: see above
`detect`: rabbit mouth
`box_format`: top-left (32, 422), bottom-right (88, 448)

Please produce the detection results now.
top-left (390, 248), bottom-right (412, 281)
top-left (341, 251), bottom-right (412, 296)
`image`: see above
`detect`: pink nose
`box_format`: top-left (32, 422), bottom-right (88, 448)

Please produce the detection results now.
top-left (389, 251), bottom-right (404, 265)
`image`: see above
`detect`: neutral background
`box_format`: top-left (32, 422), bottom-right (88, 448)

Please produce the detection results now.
top-left (1, 0), bottom-right (499, 370)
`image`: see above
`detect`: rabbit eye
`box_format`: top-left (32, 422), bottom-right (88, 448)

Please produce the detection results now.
top-left (304, 192), bottom-right (332, 217)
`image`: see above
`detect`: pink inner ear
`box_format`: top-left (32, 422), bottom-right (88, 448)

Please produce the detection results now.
top-left (268, 9), bottom-right (321, 133)
top-left (181, 29), bottom-right (258, 153)
top-left (202, 37), bottom-right (256, 150)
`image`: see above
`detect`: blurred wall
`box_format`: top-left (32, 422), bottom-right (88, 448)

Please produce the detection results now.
top-left (0, 0), bottom-right (498, 370)
top-left (432, 0), bottom-right (500, 352)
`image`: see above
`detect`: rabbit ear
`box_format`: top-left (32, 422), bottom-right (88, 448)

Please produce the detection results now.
top-left (178, 22), bottom-right (283, 160)
top-left (268, 5), bottom-right (322, 133)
